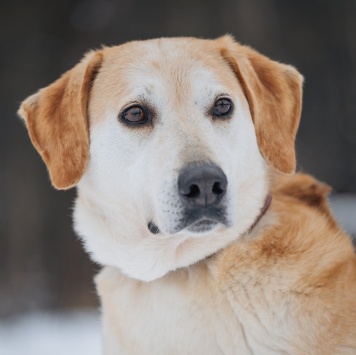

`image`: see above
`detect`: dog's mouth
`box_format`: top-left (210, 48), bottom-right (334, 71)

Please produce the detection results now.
top-left (148, 218), bottom-right (220, 235)
top-left (178, 206), bottom-right (228, 233)
top-left (186, 218), bottom-right (219, 233)
top-left (148, 206), bottom-right (228, 235)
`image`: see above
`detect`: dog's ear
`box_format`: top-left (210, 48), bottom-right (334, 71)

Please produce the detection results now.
top-left (219, 35), bottom-right (303, 175)
top-left (18, 51), bottom-right (103, 190)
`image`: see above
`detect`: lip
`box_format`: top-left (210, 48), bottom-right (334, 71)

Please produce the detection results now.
top-left (186, 218), bottom-right (219, 233)
top-left (169, 205), bottom-right (228, 234)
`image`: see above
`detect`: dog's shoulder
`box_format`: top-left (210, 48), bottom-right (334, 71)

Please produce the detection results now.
top-left (216, 173), bottom-right (356, 352)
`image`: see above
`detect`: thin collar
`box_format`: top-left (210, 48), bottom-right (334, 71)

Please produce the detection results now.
top-left (249, 194), bottom-right (272, 232)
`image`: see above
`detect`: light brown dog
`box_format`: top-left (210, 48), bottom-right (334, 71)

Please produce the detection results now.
top-left (19, 36), bottom-right (356, 354)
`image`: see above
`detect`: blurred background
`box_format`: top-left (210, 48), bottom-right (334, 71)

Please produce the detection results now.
top-left (1, 0), bottom-right (356, 353)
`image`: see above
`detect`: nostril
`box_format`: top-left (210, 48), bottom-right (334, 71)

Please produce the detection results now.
top-left (212, 182), bottom-right (225, 195)
top-left (178, 163), bottom-right (227, 207)
top-left (184, 184), bottom-right (200, 198)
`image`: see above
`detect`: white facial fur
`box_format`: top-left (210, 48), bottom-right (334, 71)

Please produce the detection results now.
top-left (74, 39), bottom-right (269, 281)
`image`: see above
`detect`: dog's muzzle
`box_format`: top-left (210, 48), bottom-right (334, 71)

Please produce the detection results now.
top-left (148, 162), bottom-right (229, 235)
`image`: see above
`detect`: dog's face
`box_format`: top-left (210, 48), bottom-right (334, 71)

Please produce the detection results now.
top-left (19, 36), bottom-right (303, 281)
top-left (85, 39), bottom-right (264, 235)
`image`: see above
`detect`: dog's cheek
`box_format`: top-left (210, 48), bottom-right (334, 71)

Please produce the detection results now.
top-left (86, 118), bottom-right (143, 196)
top-left (222, 109), bottom-right (268, 229)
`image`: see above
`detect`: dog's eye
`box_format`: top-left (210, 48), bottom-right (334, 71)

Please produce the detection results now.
top-left (121, 106), bottom-right (147, 125)
top-left (212, 98), bottom-right (233, 117)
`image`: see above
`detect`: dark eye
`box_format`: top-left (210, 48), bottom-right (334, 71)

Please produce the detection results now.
top-left (121, 106), bottom-right (147, 125)
top-left (212, 98), bottom-right (233, 117)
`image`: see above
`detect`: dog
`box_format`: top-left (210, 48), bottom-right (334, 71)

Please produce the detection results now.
top-left (19, 36), bottom-right (356, 354)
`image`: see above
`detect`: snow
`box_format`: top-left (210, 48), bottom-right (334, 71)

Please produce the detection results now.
top-left (0, 311), bottom-right (101, 355)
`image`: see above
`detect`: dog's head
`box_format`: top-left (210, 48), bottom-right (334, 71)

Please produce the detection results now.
top-left (19, 36), bottom-right (303, 281)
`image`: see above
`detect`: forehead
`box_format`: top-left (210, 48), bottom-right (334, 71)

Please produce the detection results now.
top-left (91, 38), bottom-right (242, 114)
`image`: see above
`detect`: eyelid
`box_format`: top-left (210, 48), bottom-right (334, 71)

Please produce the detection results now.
top-left (215, 93), bottom-right (231, 101)
top-left (121, 98), bottom-right (156, 114)
top-left (122, 101), bottom-right (143, 111)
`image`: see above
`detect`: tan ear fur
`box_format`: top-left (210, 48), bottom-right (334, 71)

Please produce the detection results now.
top-left (18, 51), bottom-right (103, 189)
top-left (219, 35), bottom-right (303, 175)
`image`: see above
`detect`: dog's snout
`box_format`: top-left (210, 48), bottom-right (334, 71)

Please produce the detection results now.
top-left (178, 163), bottom-right (227, 208)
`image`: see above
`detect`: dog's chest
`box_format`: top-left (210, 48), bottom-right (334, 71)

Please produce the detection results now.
top-left (96, 266), bottom-right (258, 355)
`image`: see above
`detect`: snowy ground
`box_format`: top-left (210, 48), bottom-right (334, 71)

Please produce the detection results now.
top-left (0, 195), bottom-right (355, 355)
top-left (0, 311), bottom-right (101, 355)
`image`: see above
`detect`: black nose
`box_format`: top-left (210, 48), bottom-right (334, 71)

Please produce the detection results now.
top-left (178, 163), bottom-right (227, 208)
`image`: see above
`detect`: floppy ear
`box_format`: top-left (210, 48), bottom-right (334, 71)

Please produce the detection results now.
top-left (219, 36), bottom-right (303, 175)
top-left (18, 51), bottom-right (103, 190)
